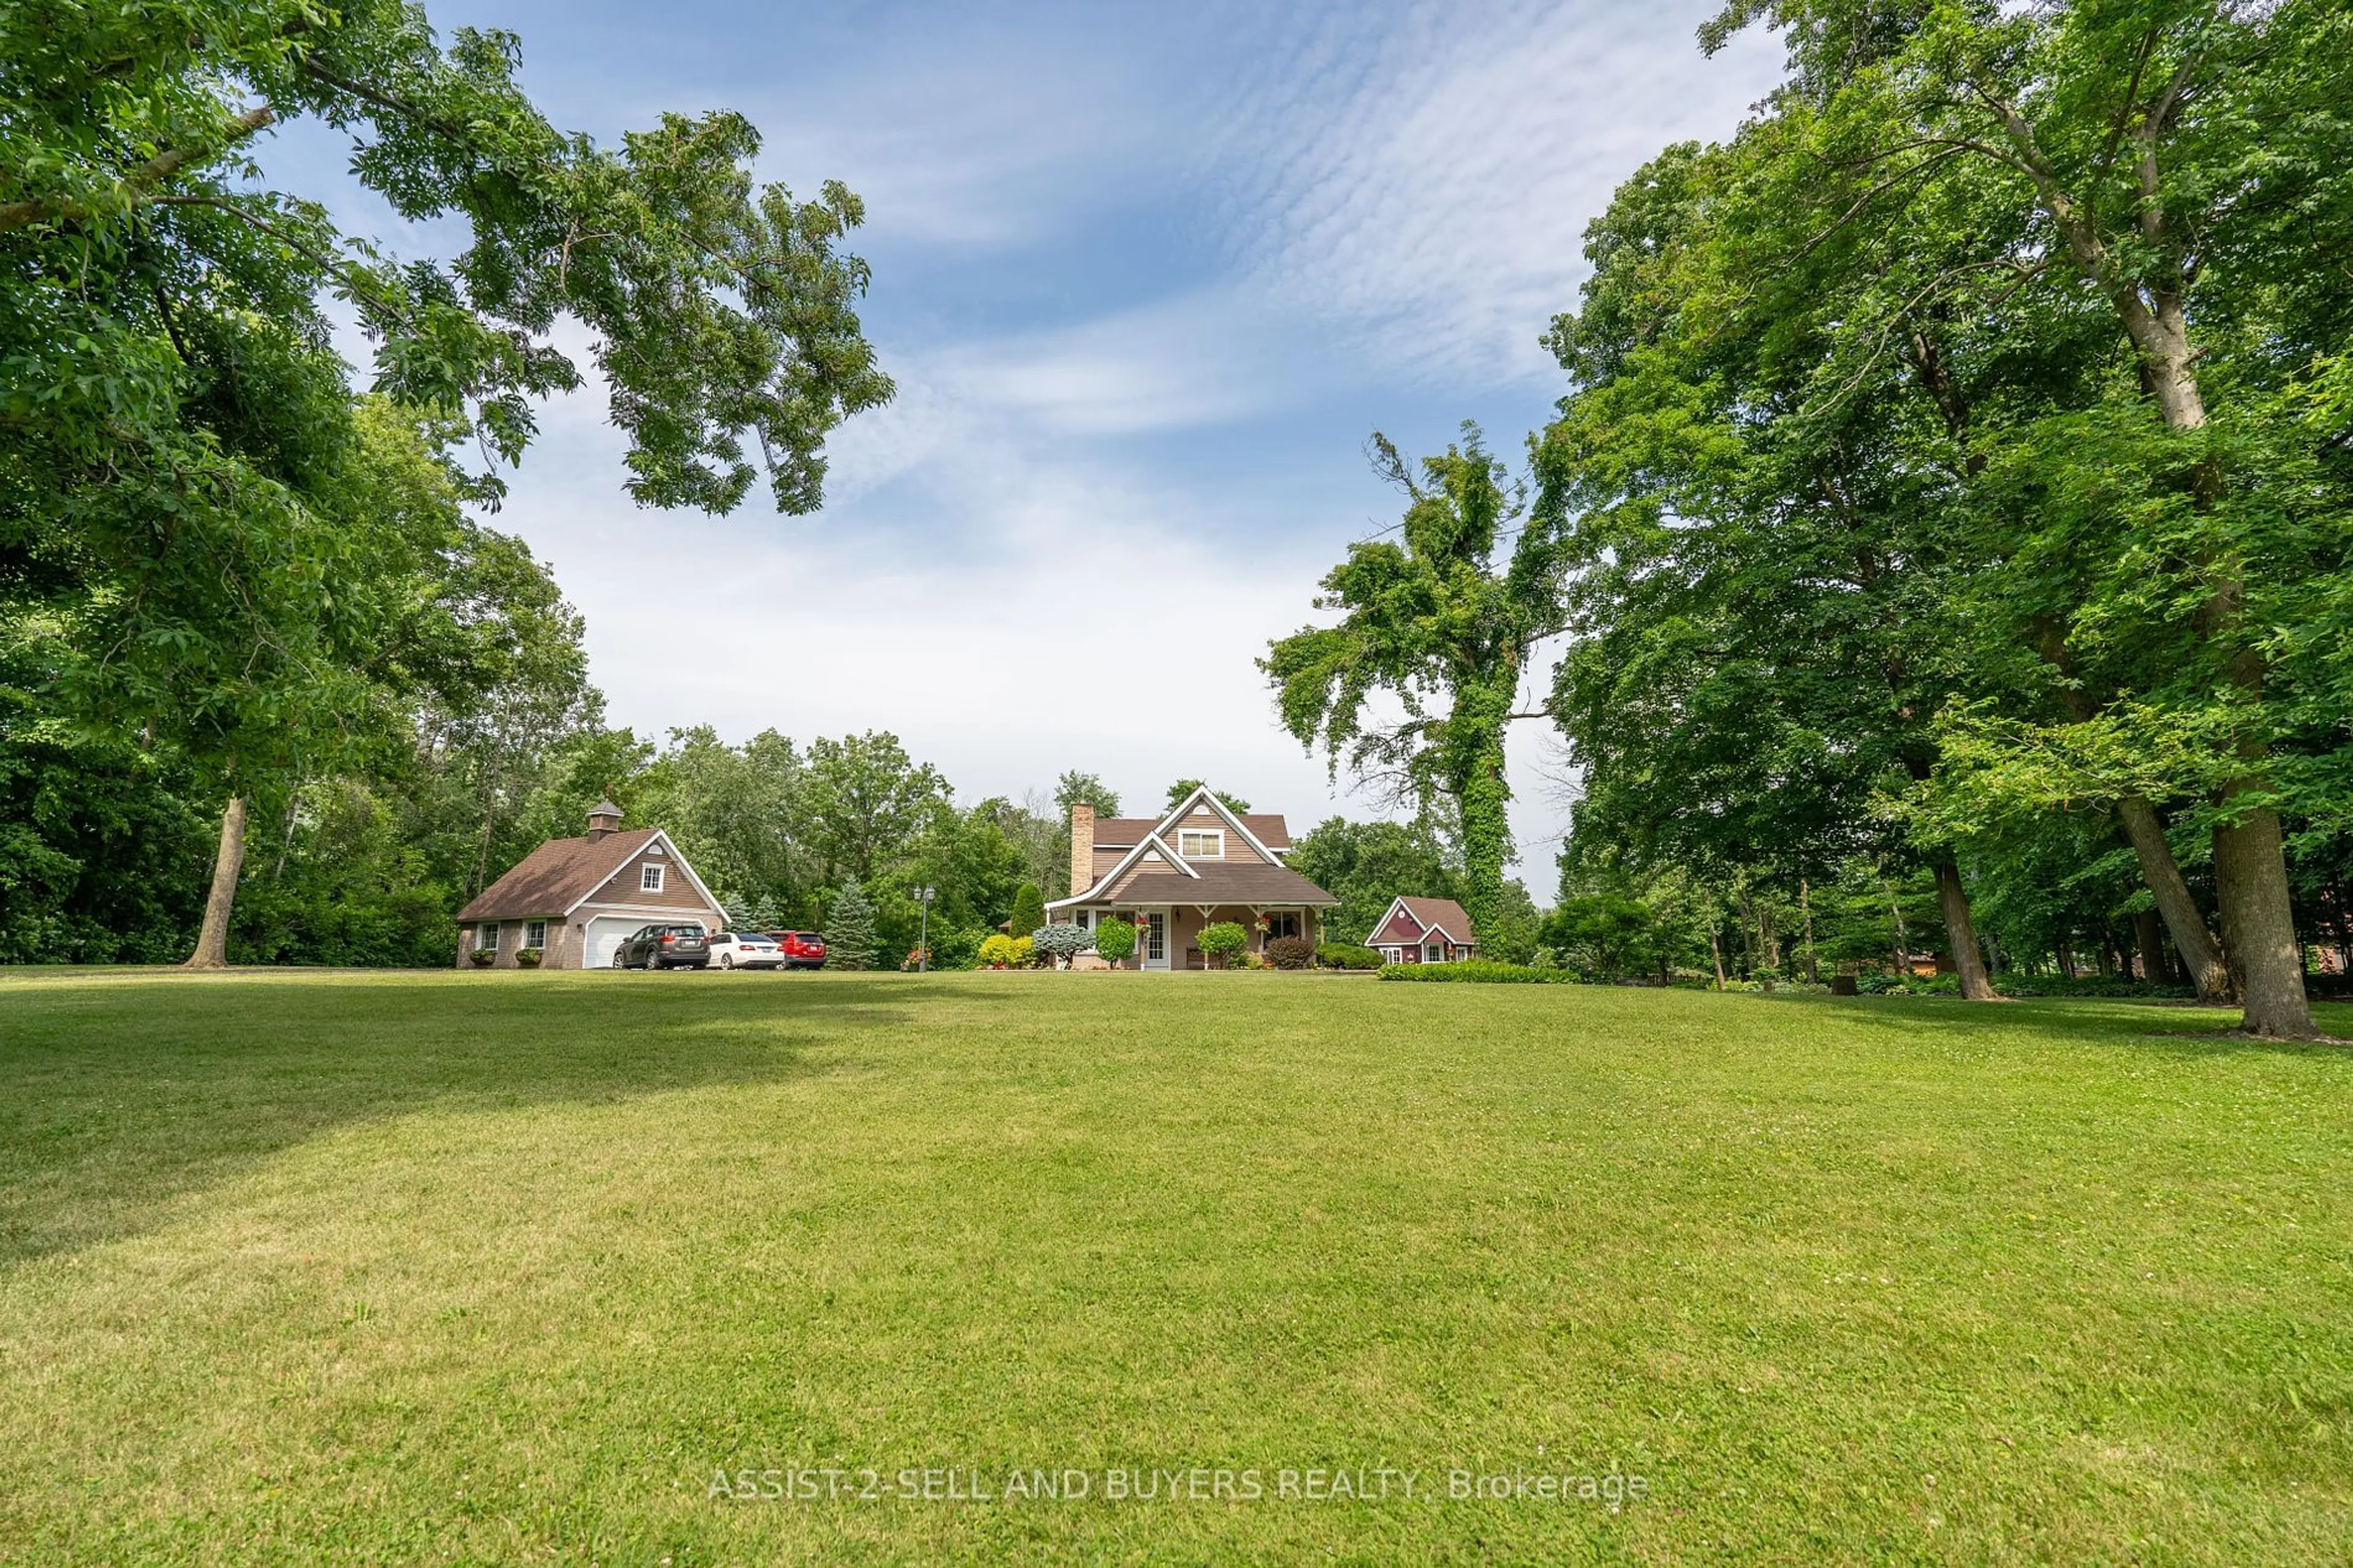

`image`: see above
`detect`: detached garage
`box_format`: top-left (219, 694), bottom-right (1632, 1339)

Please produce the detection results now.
top-left (453, 800), bottom-right (729, 969)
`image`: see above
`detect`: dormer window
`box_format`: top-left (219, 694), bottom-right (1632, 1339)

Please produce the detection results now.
top-left (1178, 829), bottom-right (1224, 860)
top-left (641, 863), bottom-right (665, 893)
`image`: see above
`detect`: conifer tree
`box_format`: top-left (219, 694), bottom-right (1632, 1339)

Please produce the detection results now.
top-left (824, 878), bottom-right (879, 971)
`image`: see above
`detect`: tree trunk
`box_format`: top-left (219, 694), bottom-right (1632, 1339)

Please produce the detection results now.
top-left (1799, 877), bottom-right (1818, 983)
top-left (474, 765), bottom-right (500, 898)
top-left (2115, 797), bottom-right (2232, 1001)
top-left (185, 795), bottom-right (248, 969)
top-left (2213, 796), bottom-right (2316, 1037)
top-left (2133, 909), bottom-right (2167, 983)
top-left (1931, 861), bottom-right (1996, 1000)
top-left (1881, 870), bottom-right (1909, 977)
top-left (1456, 737), bottom-right (1510, 945)
top-left (271, 778), bottom-right (301, 882)
top-left (2017, 141), bottom-right (2310, 1031)
top-left (1708, 927), bottom-right (1727, 991)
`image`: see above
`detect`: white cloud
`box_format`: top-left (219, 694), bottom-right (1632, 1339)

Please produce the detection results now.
top-left (923, 287), bottom-right (1321, 437)
top-left (490, 360), bottom-right (1376, 828)
top-left (347, 0), bottom-right (1791, 887)
top-left (1207, 0), bottom-right (1783, 385)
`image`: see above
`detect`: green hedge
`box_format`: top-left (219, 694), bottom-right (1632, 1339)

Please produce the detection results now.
top-left (1316, 942), bottom-right (1383, 971)
top-left (1377, 961), bottom-right (1582, 984)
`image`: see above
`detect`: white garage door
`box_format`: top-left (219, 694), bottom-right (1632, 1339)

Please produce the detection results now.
top-left (585, 917), bottom-right (641, 969)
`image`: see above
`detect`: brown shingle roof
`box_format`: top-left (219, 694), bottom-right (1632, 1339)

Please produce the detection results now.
top-left (1101, 862), bottom-right (1338, 906)
top-left (1376, 896), bottom-right (1475, 945)
top-left (1093, 813), bottom-right (1293, 850)
top-left (456, 828), bottom-right (664, 922)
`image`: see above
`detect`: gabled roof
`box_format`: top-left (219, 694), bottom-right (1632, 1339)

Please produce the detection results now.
top-left (1091, 813), bottom-right (1293, 850)
top-left (1052, 784), bottom-right (1327, 909)
top-left (1105, 862), bottom-right (1340, 907)
top-left (455, 828), bottom-right (722, 922)
top-left (1373, 895), bottom-right (1476, 947)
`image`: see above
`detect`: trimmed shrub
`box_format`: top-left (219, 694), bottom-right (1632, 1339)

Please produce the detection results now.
top-left (1033, 922), bottom-right (1091, 968)
top-left (978, 933), bottom-right (1034, 969)
top-left (1093, 918), bottom-right (1137, 966)
top-left (1009, 883), bottom-right (1047, 942)
top-left (1196, 921), bottom-right (1249, 968)
top-left (1377, 960), bottom-right (1583, 983)
top-left (1264, 935), bottom-right (1314, 969)
top-left (1316, 942), bottom-right (1383, 970)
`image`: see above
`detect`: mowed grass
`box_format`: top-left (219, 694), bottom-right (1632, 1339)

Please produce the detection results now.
top-left (1, 971), bottom-right (2349, 1566)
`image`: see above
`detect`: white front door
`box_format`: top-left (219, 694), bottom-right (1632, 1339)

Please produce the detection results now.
top-left (1141, 910), bottom-right (1170, 971)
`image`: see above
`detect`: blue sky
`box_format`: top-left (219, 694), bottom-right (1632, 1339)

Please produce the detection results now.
top-left (284, 0), bottom-right (1782, 879)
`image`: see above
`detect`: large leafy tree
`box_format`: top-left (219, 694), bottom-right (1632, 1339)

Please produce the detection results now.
top-left (797, 731), bottom-right (953, 889)
top-left (1537, 132), bottom-right (2013, 999)
top-left (1264, 428), bottom-right (1563, 938)
top-left (2, 0), bottom-right (890, 964)
top-left (1161, 780), bottom-right (1251, 814)
top-left (1690, 0), bottom-right (2353, 1031)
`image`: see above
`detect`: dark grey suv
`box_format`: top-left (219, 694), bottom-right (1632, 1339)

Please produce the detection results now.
top-left (614, 923), bottom-right (711, 969)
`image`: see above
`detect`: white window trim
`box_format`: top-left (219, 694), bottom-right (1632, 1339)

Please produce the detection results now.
top-left (640, 863), bottom-right (666, 893)
top-left (524, 920), bottom-right (548, 949)
top-left (1424, 939), bottom-right (1445, 963)
top-left (476, 923), bottom-right (500, 951)
top-left (1178, 828), bottom-right (1224, 860)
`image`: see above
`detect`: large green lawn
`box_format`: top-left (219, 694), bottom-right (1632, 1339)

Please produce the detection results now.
top-left (1, 970), bottom-right (2348, 1564)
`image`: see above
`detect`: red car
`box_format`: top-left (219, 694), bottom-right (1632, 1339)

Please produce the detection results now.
top-left (764, 930), bottom-right (829, 969)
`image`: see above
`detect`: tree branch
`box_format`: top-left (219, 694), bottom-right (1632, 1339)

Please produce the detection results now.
top-left (0, 105), bottom-right (276, 233)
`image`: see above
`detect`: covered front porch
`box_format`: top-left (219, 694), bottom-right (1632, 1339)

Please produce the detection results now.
top-left (1073, 903), bottom-right (1319, 969)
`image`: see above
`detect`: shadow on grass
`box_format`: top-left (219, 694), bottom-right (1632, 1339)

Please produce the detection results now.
top-left (1759, 987), bottom-right (2353, 1062)
top-left (0, 970), bottom-right (976, 1270)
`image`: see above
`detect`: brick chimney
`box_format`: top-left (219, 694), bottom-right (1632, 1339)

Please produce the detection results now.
top-left (1069, 803), bottom-right (1094, 898)
top-left (586, 798), bottom-right (623, 841)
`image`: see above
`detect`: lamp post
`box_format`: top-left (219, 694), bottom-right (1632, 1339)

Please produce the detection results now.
top-left (914, 885), bottom-right (935, 972)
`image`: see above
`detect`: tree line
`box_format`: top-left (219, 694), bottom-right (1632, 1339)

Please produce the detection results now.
top-left (4, 1), bottom-right (889, 966)
top-left (1267, 0), bottom-right (2353, 1035)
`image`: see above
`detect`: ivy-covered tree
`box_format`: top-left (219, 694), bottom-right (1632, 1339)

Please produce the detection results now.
top-left (1264, 427), bottom-right (1563, 940)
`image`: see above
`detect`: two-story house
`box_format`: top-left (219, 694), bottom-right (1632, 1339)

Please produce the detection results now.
top-left (1049, 785), bottom-right (1339, 968)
